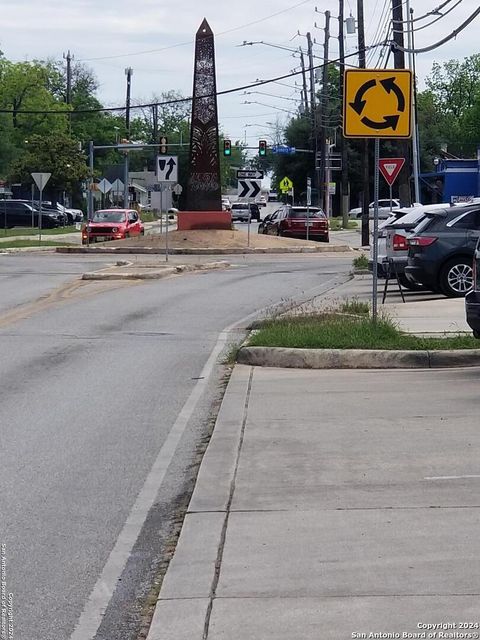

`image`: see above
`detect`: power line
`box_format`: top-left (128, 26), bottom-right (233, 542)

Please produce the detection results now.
top-left (0, 44), bottom-right (385, 116)
top-left (392, 5), bottom-right (480, 53)
top-left (78, 0), bottom-right (312, 63)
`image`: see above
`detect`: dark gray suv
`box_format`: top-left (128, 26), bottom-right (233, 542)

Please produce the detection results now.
top-left (0, 200), bottom-right (65, 228)
top-left (465, 238), bottom-right (480, 337)
top-left (405, 204), bottom-right (480, 297)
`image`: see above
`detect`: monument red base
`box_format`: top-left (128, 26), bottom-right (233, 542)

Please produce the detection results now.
top-left (177, 211), bottom-right (232, 230)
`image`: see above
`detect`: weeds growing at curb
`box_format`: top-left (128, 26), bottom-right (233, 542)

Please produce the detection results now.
top-left (339, 298), bottom-right (370, 316)
top-left (352, 254), bottom-right (369, 270)
top-left (247, 312), bottom-right (479, 350)
top-left (329, 217), bottom-right (358, 231)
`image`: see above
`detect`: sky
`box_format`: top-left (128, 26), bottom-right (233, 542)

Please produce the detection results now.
top-left (1, 0), bottom-right (479, 147)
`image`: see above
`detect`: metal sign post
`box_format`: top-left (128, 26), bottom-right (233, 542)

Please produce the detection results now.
top-left (372, 139), bottom-right (380, 323)
top-left (306, 177), bottom-right (311, 241)
top-left (31, 173), bottom-right (51, 244)
top-left (165, 186), bottom-right (169, 263)
top-left (247, 202), bottom-right (251, 248)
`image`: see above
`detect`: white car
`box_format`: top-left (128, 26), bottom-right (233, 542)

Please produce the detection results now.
top-left (221, 196), bottom-right (231, 211)
top-left (257, 195), bottom-right (267, 207)
top-left (349, 199), bottom-right (401, 220)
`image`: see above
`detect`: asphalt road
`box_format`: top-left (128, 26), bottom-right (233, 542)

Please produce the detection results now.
top-left (0, 251), bottom-right (352, 640)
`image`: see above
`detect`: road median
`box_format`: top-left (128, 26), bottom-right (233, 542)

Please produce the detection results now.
top-left (81, 261), bottom-right (230, 280)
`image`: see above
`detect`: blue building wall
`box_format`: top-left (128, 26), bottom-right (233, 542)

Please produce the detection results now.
top-left (421, 158), bottom-right (480, 203)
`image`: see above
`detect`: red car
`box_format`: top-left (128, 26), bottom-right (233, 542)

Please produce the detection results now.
top-left (265, 205), bottom-right (329, 242)
top-left (82, 209), bottom-right (144, 244)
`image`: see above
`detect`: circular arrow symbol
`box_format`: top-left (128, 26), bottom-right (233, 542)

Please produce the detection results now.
top-left (349, 76), bottom-right (406, 131)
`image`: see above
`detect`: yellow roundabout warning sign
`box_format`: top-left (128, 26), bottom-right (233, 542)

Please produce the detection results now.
top-left (343, 69), bottom-right (412, 139)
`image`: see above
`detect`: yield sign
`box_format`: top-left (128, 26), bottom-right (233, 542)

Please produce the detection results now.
top-left (31, 172), bottom-right (51, 191)
top-left (378, 158), bottom-right (405, 186)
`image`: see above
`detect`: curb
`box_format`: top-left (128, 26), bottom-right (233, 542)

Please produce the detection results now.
top-left (81, 261), bottom-right (229, 281)
top-left (57, 245), bottom-right (352, 255)
top-left (237, 346), bottom-right (480, 369)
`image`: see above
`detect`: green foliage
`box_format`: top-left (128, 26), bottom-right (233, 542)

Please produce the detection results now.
top-left (8, 132), bottom-right (89, 193)
top-left (352, 253), bottom-right (369, 270)
top-left (248, 312), bottom-right (479, 351)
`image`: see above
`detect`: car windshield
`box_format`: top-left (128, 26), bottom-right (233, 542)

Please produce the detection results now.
top-left (289, 209), bottom-right (325, 218)
top-left (92, 211), bottom-right (126, 223)
top-left (232, 204), bottom-right (249, 210)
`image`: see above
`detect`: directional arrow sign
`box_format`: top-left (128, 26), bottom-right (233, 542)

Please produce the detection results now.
top-left (378, 158), bottom-right (405, 186)
top-left (237, 180), bottom-right (261, 199)
top-left (97, 178), bottom-right (112, 194)
top-left (237, 169), bottom-right (264, 180)
top-left (344, 69), bottom-right (412, 139)
top-left (156, 155), bottom-right (178, 182)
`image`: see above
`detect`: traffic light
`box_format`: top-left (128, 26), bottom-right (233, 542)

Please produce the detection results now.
top-left (159, 135), bottom-right (168, 154)
top-left (259, 139), bottom-right (267, 157)
top-left (223, 139), bottom-right (232, 156)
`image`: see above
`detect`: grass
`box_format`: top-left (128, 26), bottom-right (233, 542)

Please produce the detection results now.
top-left (0, 226), bottom-right (79, 237)
top-left (248, 313), bottom-right (479, 351)
top-left (329, 217), bottom-right (358, 231)
top-left (353, 253), bottom-right (369, 270)
top-left (339, 299), bottom-right (370, 315)
top-left (0, 240), bottom-right (74, 249)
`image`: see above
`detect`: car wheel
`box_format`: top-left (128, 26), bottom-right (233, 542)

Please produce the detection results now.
top-left (398, 273), bottom-right (426, 291)
top-left (124, 232), bottom-right (130, 239)
top-left (473, 330), bottom-right (480, 339)
top-left (140, 229), bottom-right (145, 236)
top-left (277, 229), bottom-right (283, 237)
top-left (439, 257), bottom-right (474, 297)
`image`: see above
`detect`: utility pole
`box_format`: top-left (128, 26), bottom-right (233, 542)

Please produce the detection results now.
top-left (319, 12), bottom-right (331, 214)
top-left (406, 1), bottom-right (420, 204)
top-left (357, 0), bottom-right (370, 246)
top-left (63, 50), bottom-right (73, 134)
top-left (338, 0), bottom-right (349, 227)
top-left (63, 50), bottom-right (73, 104)
top-left (299, 49), bottom-right (309, 114)
top-left (392, 0), bottom-right (412, 207)
top-left (306, 33), bottom-right (318, 206)
top-left (124, 67), bottom-right (133, 209)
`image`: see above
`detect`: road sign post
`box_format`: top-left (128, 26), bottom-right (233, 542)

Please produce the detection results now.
top-left (31, 173), bottom-right (51, 244)
top-left (306, 177), bottom-right (311, 241)
top-left (372, 139), bottom-right (380, 323)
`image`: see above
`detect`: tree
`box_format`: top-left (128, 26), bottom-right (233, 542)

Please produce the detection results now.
top-left (8, 132), bottom-right (89, 202)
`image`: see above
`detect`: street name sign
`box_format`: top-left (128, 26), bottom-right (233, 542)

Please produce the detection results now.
top-left (237, 169), bottom-right (264, 180)
top-left (378, 158), bottom-right (405, 186)
top-left (272, 145), bottom-right (296, 155)
top-left (237, 179), bottom-right (261, 199)
top-left (344, 69), bottom-right (412, 138)
top-left (156, 155), bottom-right (178, 182)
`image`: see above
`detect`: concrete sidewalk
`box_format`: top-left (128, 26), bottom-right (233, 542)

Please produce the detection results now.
top-left (147, 364), bottom-right (480, 640)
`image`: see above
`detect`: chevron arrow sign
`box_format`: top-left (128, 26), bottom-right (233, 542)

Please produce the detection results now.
top-left (237, 179), bottom-right (261, 199)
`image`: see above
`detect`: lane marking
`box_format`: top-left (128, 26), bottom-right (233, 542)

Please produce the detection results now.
top-left (424, 475), bottom-right (480, 481)
top-left (69, 271), bottom-right (347, 640)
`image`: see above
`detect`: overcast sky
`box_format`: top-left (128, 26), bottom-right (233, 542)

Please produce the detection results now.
top-left (1, 0), bottom-right (479, 144)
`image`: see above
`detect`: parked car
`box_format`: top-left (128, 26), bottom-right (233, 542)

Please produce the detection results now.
top-left (405, 204), bottom-right (480, 297)
top-left (349, 199), bottom-right (401, 220)
top-left (465, 238), bottom-right (480, 338)
top-left (258, 212), bottom-right (275, 234)
top-left (268, 191), bottom-right (278, 202)
top-left (221, 196), bottom-right (231, 211)
top-left (82, 209), bottom-right (144, 244)
top-left (257, 195), bottom-right (267, 207)
top-left (0, 200), bottom-right (66, 228)
top-left (230, 202), bottom-right (261, 222)
top-left (264, 205), bottom-right (329, 242)
top-left (369, 203), bottom-right (453, 289)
